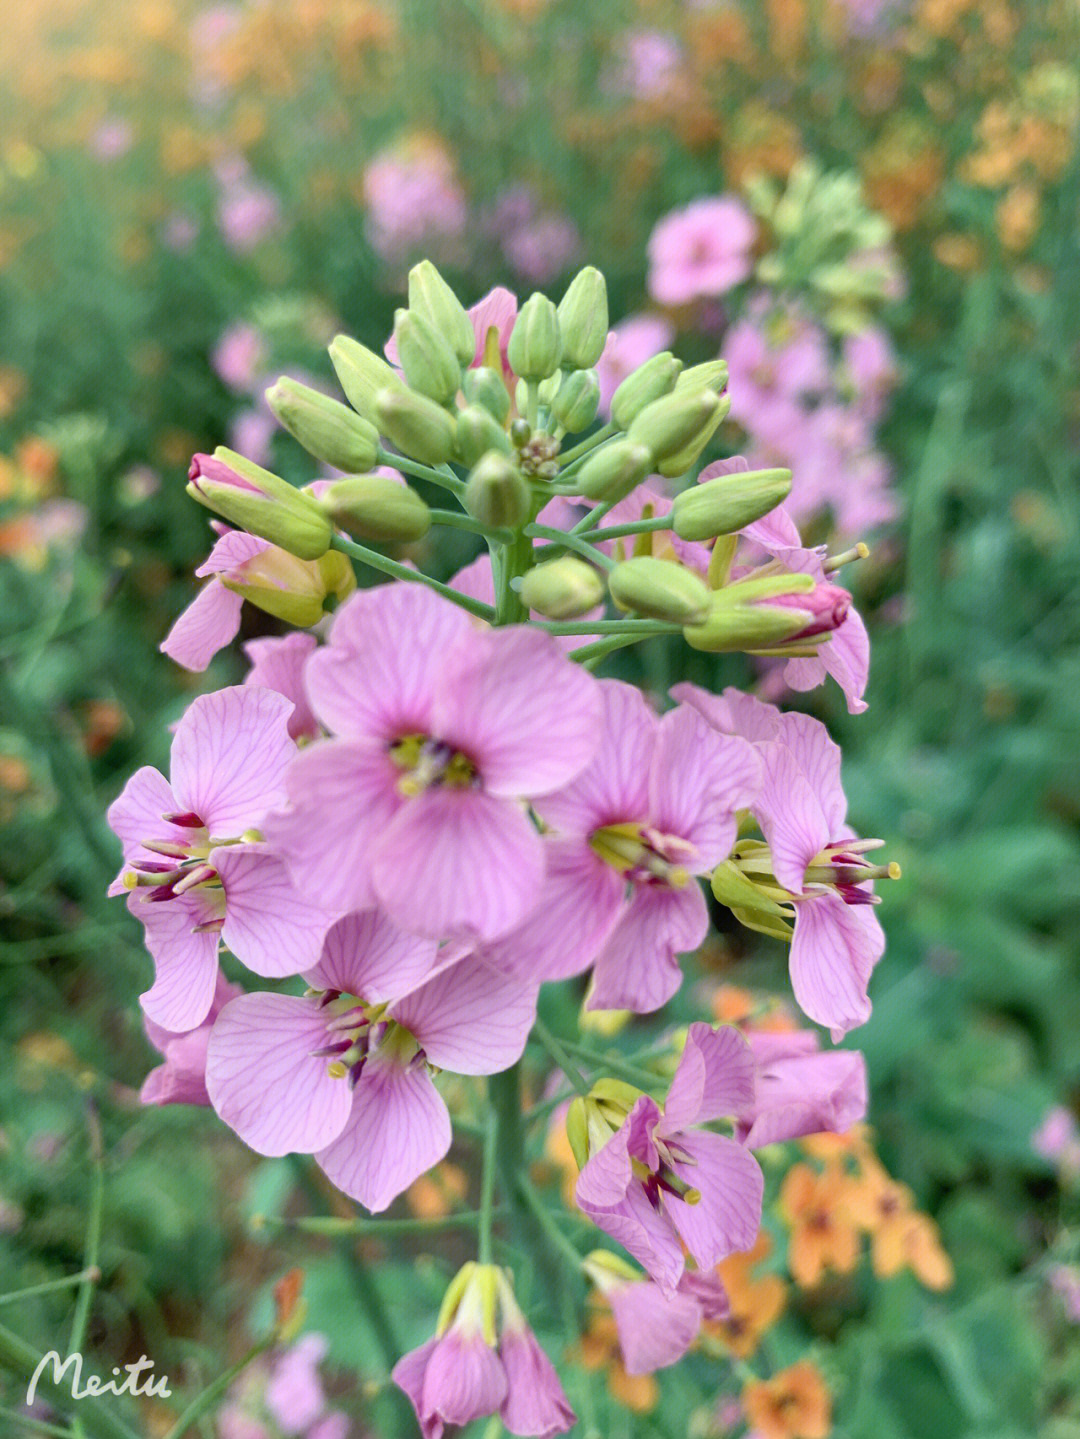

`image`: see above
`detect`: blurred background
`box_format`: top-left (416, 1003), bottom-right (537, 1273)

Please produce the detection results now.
top-left (1, 2), bottom-right (1078, 1436)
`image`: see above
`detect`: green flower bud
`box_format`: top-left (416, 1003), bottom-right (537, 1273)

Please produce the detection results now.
top-left (374, 386), bottom-right (457, 465)
top-left (675, 359), bottom-right (728, 395)
top-left (463, 451), bottom-right (530, 529)
top-left (328, 335), bottom-right (405, 424)
top-left (557, 266), bottom-right (609, 369)
top-left (608, 556), bottom-right (711, 624)
top-left (576, 438), bottom-right (653, 502)
top-left (519, 556), bottom-right (604, 619)
top-left (654, 394), bottom-right (731, 479)
top-left (220, 545), bottom-right (355, 629)
top-left (610, 352), bottom-right (683, 430)
top-left (187, 449), bottom-right (331, 560)
top-left (682, 571), bottom-right (817, 652)
top-left (462, 365), bottom-right (511, 423)
top-left (507, 292), bottom-right (563, 381)
top-left (265, 377), bottom-right (379, 473)
top-left (551, 369), bottom-right (601, 434)
top-left (671, 467), bottom-right (792, 540)
top-left (317, 475), bottom-right (431, 543)
top-left (455, 404), bottom-right (512, 468)
top-left (627, 388), bottom-right (723, 464)
top-left (565, 1097), bottom-right (589, 1171)
top-left (407, 259), bottom-right (476, 366)
top-left (393, 308), bottom-right (462, 406)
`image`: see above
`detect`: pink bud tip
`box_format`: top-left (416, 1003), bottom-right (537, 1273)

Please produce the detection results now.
top-left (772, 582), bottom-right (851, 640)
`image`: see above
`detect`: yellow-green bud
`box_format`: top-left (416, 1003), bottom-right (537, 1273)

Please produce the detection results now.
top-left (407, 259), bottom-right (475, 366)
top-left (675, 359), bottom-right (728, 394)
top-left (654, 394), bottom-right (731, 479)
top-left (565, 1099), bottom-right (589, 1170)
top-left (265, 377), bottom-right (379, 473)
top-left (374, 386), bottom-right (457, 465)
top-left (682, 572), bottom-right (817, 652)
top-left (551, 369), bottom-right (601, 433)
top-left (671, 467), bottom-right (792, 540)
top-left (557, 266), bottom-right (609, 369)
top-left (609, 556), bottom-right (711, 624)
top-left (628, 388), bottom-right (723, 464)
top-left (455, 404), bottom-right (512, 468)
top-left (519, 556), bottom-right (604, 619)
top-left (317, 476), bottom-right (431, 543)
top-left (393, 309), bottom-right (462, 406)
top-left (576, 438), bottom-right (653, 502)
top-left (507, 292), bottom-right (563, 381)
top-left (328, 335), bottom-right (404, 423)
top-left (610, 352), bottom-right (683, 430)
top-left (463, 451), bottom-right (529, 529)
top-left (220, 544), bottom-right (355, 627)
top-left (462, 366), bottom-right (511, 423)
top-left (187, 449), bottom-right (331, 560)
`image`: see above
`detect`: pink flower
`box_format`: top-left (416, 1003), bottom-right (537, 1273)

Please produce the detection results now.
top-left (107, 686), bottom-right (334, 1032)
top-left (509, 681), bottom-right (759, 1012)
top-left (362, 143), bottom-right (467, 264)
top-left (576, 1024), bottom-right (764, 1294)
top-left (735, 1030), bottom-right (868, 1148)
top-left (585, 1255), bottom-right (728, 1374)
top-left (140, 971), bottom-right (242, 1106)
top-left (243, 634), bottom-right (320, 741)
top-left (206, 911), bottom-right (538, 1210)
top-left (595, 314), bottom-right (675, 417)
top-left (503, 213), bottom-right (581, 285)
top-left (264, 1333), bottom-right (335, 1434)
top-left (265, 583), bottom-right (602, 942)
top-left (89, 118), bottom-right (134, 161)
top-left (647, 197), bottom-right (756, 306)
top-left (218, 178), bottom-right (282, 253)
top-left (213, 323), bottom-right (267, 393)
top-left (842, 326), bottom-right (897, 423)
top-left (604, 29), bottom-right (685, 100)
top-left (386, 286), bottom-right (517, 374)
top-left (724, 304), bottom-right (830, 441)
top-left (1033, 1106), bottom-right (1080, 1176)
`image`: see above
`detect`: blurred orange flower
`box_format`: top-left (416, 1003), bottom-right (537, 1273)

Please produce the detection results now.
top-left (743, 1360), bottom-right (832, 1439)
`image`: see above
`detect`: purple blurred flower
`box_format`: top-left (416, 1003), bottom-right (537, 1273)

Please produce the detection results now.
top-left (647, 197), bottom-right (756, 305)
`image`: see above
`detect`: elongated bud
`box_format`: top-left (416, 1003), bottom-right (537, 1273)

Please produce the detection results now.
top-left (627, 388), bottom-right (722, 464)
top-left (654, 394), bottom-right (731, 479)
top-left (329, 335), bottom-right (405, 422)
top-left (463, 451), bottom-right (530, 529)
top-left (565, 1097), bottom-right (589, 1170)
top-left (609, 556), bottom-right (711, 623)
top-left (317, 476), bottom-right (431, 543)
top-left (393, 308), bottom-right (462, 405)
top-left (187, 450), bottom-right (332, 560)
top-left (682, 572), bottom-right (820, 652)
top-left (610, 351), bottom-right (683, 430)
top-left (576, 437), bottom-right (653, 502)
top-left (671, 467), bottom-right (792, 540)
top-left (455, 404), bottom-right (512, 468)
top-left (519, 556), bottom-right (604, 618)
top-left (462, 365), bottom-right (511, 423)
top-left (769, 582), bottom-right (851, 640)
top-left (266, 377), bottom-right (379, 473)
top-left (551, 369), bottom-right (601, 433)
top-left (374, 386), bottom-right (457, 465)
top-left (675, 359), bottom-right (728, 395)
top-left (407, 259), bottom-right (476, 366)
top-left (557, 266), bottom-right (609, 369)
top-left (219, 538), bottom-right (355, 626)
top-left (507, 292), bottom-right (563, 381)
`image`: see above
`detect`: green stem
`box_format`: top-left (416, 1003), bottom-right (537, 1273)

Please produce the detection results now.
top-left (531, 1020), bottom-right (590, 1095)
top-left (560, 1039), bottom-right (666, 1092)
top-left (489, 1063), bottom-right (533, 1251)
top-left (478, 1099), bottom-right (499, 1265)
top-left (571, 498), bottom-right (615, 535)
top-left (0, 1406), bottom-right (77, 1439)
top-left (525, 382), bottom-right (539, 430)
top-left (559, 423), bottom-right (616, 467)
top-left (569, 633), bottom-right (660, 668)
top-left (495, 531), bottom-right (534, 625)
top-left (0, 1267), bottom-right (101, 1309)
top-left (586, 515), bottom-right (672, 542)
top-left (516, 1176), bottom-right (583, 1278)
top-left (254, 1210), bottom-right (493, 1239)
top-left (534, 619), bottom-right (679, 637)
top-left (376, 447), bottom-right (465, 498)
top-left (331, 535), bottom-right (495, 621)
top-left (160, 1338), bottom-right (275, 1439)
top-left (0, 1322), bottom-right (140, 1439)
top-left (429, 508), bottom-right (510, 540)
top-left (68, 1107), bottom-right (104, 1357)
top-left (524, 523), bottom-right (615, 572)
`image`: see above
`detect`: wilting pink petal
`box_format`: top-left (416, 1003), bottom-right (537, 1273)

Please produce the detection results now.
top-left (609, 1280), bottom-right (704, 1374)
top-left (306, 909), bottom-right (438, 1004)
top-left (738, 1037), bottom-right (867, 1148)
top-left (422, 1330), bottom-right (508, 1431)
top-left (243, 633), bottom-right (320, 739)
top-left (662, 1022), bottom-right (757, 1132)
top-left (498, 1327), bottom-right (576, 1435)
top-left (588, 882), bottom-right (707, 1014)
top-left (391, 952), bottom-right (538, 1074)
top-left (206, 993), bottom-right (353, 1155)
top-left (214, 844), bottom-right (334, 978)
top-left (663, 1130), bottom-right (764, 1270)
top-left (790, 893), bottom-right (883, 1039)
top-left (169, 687), bottom-right (295, 834)
top-left (160, 578), bottom-right (244, 671)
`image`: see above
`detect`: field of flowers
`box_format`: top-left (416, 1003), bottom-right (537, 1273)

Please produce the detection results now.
top-left (1, 2), bottom-right (1078, 1436)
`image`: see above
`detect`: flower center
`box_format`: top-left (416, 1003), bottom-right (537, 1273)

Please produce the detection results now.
top-left (590, 820), bottom-right (694, 888)
top-left (122, 811), bottom-right (260, 926)
top-left (309, 989), bottom-right (420, 1086)
top-left (390, 733), bottom-right (479, 796)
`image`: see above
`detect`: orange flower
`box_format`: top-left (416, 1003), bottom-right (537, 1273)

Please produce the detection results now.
top-left (405, 1161), bottom-right (468, 1220)
top-left (743, 1360), bottom-right (832, 1439)
top-left (848, 1159), bottom-right (953, 1289)
top-left (780, 1163), bottom-right (861, 1288)
top-left (707, 1230), bottom-right (787, 1357)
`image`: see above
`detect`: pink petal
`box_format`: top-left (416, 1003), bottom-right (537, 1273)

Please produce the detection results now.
top-left (373, 789), bottom-right (545, 942)
top-left (262, 738), bottom-right (402, 913)
top-left (243, 633), bottom-right (320, 739)
top-left (448, 553), bottom-right (495, 607)
top-left (214, 844), bottom-right (335, 978)
top-left (205, 993), bottom-right (353, 1154)
top-left (609, 1281), bottom-right (703, 1374)
top-left (576, 1097), bottom-right (661, 1209)
top-left (588, 883), bottom-right (707, 1014)
top-left (135, 892), bottom-right (222, 1032)
top-left (195, 527), bottom-right (269, 576)
top-left (391, 952), bottom-right (538, 1074)
top-left (140, 1029), bottom-right (214, 1107)
top-left (650, 708), bottom-right (761, 868)
top-left (392, 1340), bottom-right (442, 1439)
top-left (160, 579), bottom-right (244, 672)
top-left (106, 765), bottom-right (182, 864)
top-left (773, 712), bottom-right (847, 835)
top-left (665, 1131), bottom-right (764, 1270)
top-left (307, 909), bottom-right (439, 1002)
top-left (169, 686), bottom-right (296, 834)
top-left (785, 607), bottom-right (870, 715)
top-left (315, 1049), bottom-right (451, 1211)
top-left (739, 1048), bottom-right (868, 1149)
top-left (668, 682), bottom-right (783, 744)
top-left (534, 679), bottom-right (657, 836)
top-left (498, 1328), bottom-right (576, 1434)
top-left (434, 626), bottom-right (601, 797)
top-left (469, 285), bottom-right (518, 366)
top-left (790, 894), bottom-right (883, 1038)
top-left (755, 741), bottom-right (832, 893)
top-left (421, 1331), bottom-right (507, 1430)
top-left (662, 1023), bottom-right (756, 1132)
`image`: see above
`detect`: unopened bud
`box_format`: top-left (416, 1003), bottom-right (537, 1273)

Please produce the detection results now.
top-left (220, 539), bottom-right (355, 626)
top-left (519, 556), bottom-right (604, 618)
top-left (557, 266), bottom-right (609, 369)
top-left (769, 582), bottom-right (851, 640)
top-left (393, 309), bottom-right (462, 405)
top-left (317, 476), bottom-right (431, 543)
top-left (407, 260), bottom-right (476, 366)
top-left (463, 451), bottom-right (530, 529)
top-left (266, 377), bottom-right (379, 473)
top-left (576, 437), bottom-right (653, 502)
top-left (609, 556), bottom-right (711, 624)
top-left (675, 359), bottom-right (728, 394)
top-left (671, 467), bottom-right (792, 540)
top-left (329, 335), bottom-right (405, 423)
top-left (507, 292), bottom-right (563, 381)
top-left (610, 352), bottom-right (683, 430)
top-left (462, 365), bottom-right (511, 423)
top-left (551, 369), bottom-right (601, 433)
top-left (654, 394), bottom-right (731, 479)
top-left (374, 387), bottom-right (457, 465)
top-left (682, 572), bottom-right (820, 652)
top-left (187, 450), bottom-right (331, 560)
top-left (627, 388), bottom-right (723, 464)
top-left (455, 404), bottom-right (512, 468)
